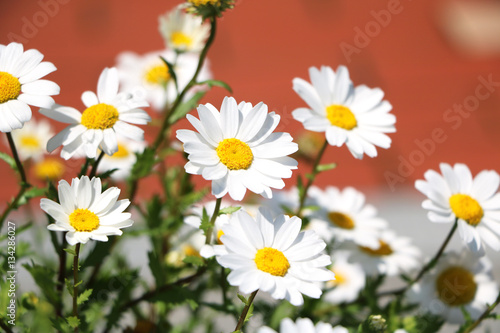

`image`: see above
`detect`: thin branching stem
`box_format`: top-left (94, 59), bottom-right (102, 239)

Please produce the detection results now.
top-left (234, 290), bottom-right (258, 332)
top-left (205, 197), bottom-right (222, 245)
top-left (462, 291), bottom-right (500, 333)
top-left (73, 243), bottom-right (81, 333)
top-left (88, 151), bottom-right (105, 179)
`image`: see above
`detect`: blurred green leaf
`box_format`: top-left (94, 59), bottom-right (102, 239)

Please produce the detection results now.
top-left (197, 79), bottom-right (232, 93)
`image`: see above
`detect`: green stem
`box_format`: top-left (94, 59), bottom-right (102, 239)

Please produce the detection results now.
top-left (379, 219), bottom-right (458, 296)
top-left (56, 236), bottom-right (68, 318)
top-left (88, 151), bottom-right (105, 179)
top-left (73, 243), bottom-right (81, 333)
top-left (152, 16), bottom-right (218, 152)
top-left (205, 197), bottom-right (222, 245)
top-left (462, 291), bottom-right (500, 333)
top-left (0, 318), bottom-right (13, 333)
top-left (234, 290), bottom-right (258, 332)
top-left (296, 139), bottom-right (329, 217)
top-left (0, 133), bottom-right (32, 230)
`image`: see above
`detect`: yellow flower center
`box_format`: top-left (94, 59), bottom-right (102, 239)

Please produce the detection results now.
top-left (328, 212), bottom-right (355, 229)
top-left (359, 240), bottom-right (393, 256)
top-left (171, 31), bottom-right (193, 48)
top-left (216, 138), bottom-right (253, 170)
top-left (188, 0), bottom-right (220, 5)
top-left (254, 247), bottom-right (290, 277)
top-left (436, 266), bottom-right (477, 306)
top-left (109, 143), bottom-right (130, 159)
top-left (35, 158), bottom-right (65, 181)
top-left (216, 229), bottom-right (224, 245)
top-left (327, 268), bottom-right (346, 288)
top-left (326, 105), bottom-right (357, 130)
top-left (69, 208), bottom-right (100, 232)
top-left (183, 245), bottom-right (201, 257)
top-left (80, 103), bottom-right (119, 130)
top-left (449, 194), bottom-right (484, 226)
top-left (144, 63), bottom-right (170, 86)
top-left (20, 135), bottom-right (41, 148)
top-left (0, 71), bottom-right (22, 104)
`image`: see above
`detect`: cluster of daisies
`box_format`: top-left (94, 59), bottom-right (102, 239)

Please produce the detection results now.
top-left (1, 2), bottom-right (499, 332)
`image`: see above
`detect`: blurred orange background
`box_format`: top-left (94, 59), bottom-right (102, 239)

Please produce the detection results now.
top-left (1, 0), bottom-right (500, 204)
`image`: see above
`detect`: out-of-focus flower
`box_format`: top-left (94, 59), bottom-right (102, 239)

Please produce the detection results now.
top-left (159, 5), bottom-right (210, 53)
top-left (292, 65), bottom-right (395, 159)
top-left (40, 67), bottom-right (150, 160)
top-left (185, 0), bottom-right (235, 19)
top-left (34, 157), bottom-right (65, 181)
top-left (0, 42), bottom-right (59, 132)
top-left (40, 176), bottom-right (133, 245)
top-left (10, 118), bottom-right (53, 161)
top-left (97, 136), bottom-right (145, 181)
top-left (416, 163), bottom-right (500, 255)
top-left (323, 251), bottom-right (365, 304)
top-left (257, 317), bottom-right (348, 333)
top-left (177, 97), bottom-right (298, 201)
top-left (216, 208), bottom-right (334, 306)
top-left (407, 251), bottom-right (498, 324)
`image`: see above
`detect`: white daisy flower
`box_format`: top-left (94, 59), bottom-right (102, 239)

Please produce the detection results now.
top-left (166, 224), bottom-right (206, 267)
top-left (159, 4), bottom-right (210, 53)
top-left (348, 230), bottom-right (421, 277)
top-left (323, 251), bottom-right (365, 304)
top-left (216, 208), bottom-right (334, 306)
top-left (415, 163), bottom-right (500, 255)
top-left (292, 65), bottom-right (395, 159)
top-left (177, 96), bottom-right (298, 201)
top-left (97, 136), bottom-right (146, 181)
top-left (9, 118), bottom-right (53, 161)
top-left (0, 42), bottom-right (59, 132)
top-left (257, 318), bottom-right (348, 333)
top-left (260, 186), bottom-right (302, 216)
top-left (40, 67), bottom-right (151, 160)
top-left (40, 176), bottom-right (133, 245)
top-left (116, 49), bottom-right (211, 111)
top-left (407, 251), bottom-right (498, 324)
top-left (307, 186), bottom-right (388, 249)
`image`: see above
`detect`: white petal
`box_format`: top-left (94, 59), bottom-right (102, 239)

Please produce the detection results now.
top-left (81, 91), bottom-right (99, 108)
top-left (97, 67), bottom-right (119, 103)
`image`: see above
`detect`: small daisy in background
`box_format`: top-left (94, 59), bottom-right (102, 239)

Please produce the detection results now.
top-left (307, 186), bottom-right (388, 249)
top-left (292, 65), bottom-right (395, 159)
top-left (0, 42), bottom-right (59, 132)
top-left (415, 163), bottom-right (500, 255)
top-left (323, 251), bottom-right (365, 304)
top-left (116, 49), bottom-right (211, 110)
top-left (9, 118), bottom-right (53, 161)
top-left (257, 317), bottom-right (348, 333)
top-left (34, 157), bottom-right (65, 181)
top-left (177, 96), bottom-right (298, 201)
top-left (97, 136), bottom-right (146, 181)
top-left (40, 67), bottom-right (151, 160)
top-left (40, 176), bottom-right (133, 245)
top-left (216, 208), bottom-right (334, 306)
top-left (165, 224), bottom-right (206, 268)
top-left (348, 230), bottom-right (421, 277)
top-left (407, 251), bottom-right (498, 324)
top-left (159, 4), bottom-right (210, 54)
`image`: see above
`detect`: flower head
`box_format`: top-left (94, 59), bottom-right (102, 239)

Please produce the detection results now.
top-left (0, 42), bottom-right (59, 132)
top-left (407, 251), bottom-right (498, 324)
top-left (34, 157), bottom-right (65, 181)
top-left (40, 176), bottom-right (133, 245)
top-left (185, 0), bottom-right (234, 19)
top-left (9, 118), bottom-right (53, 161)
top-left (323, 251), bottom-right (365, 304)
top-left (40, 67), bottom-right (151, 160)
top-left (415, 163), bottom-right (500, 254)
top-left (292, 65), bottom-right (395, 159)
top-left (159, 5), bottom-right (210, 53)
top-left (258, 317), bottom-right (348, 333)
top-left (97, 136), bottom-right (145, 181)
top-left (216, 208), bottom-right (334, 306)
top-left (177, 97), bottom-right (298, 201)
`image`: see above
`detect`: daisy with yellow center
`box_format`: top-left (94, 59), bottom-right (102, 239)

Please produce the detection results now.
top-left (40, 176), bottom-right (133, 245)
top-left (349, 230), bottom-right (421, 277)
top-left (415, 163), bottom-right (500, 255)
top-left (159, 4), bottom-right (210, 53)
top-left (10, 118), bottom-right (53, 161)
top-left (115, 49), bottom-right (212, 111)
top-left (216, 208), bottom-right (334, 306)
top-left (292, 65), bottom-right (395, 159)
top-left (323, 251), bottom-right (365, 304)
top-left (407, 251), bottom-right (498, 324)
top-left (307, 186), bottom-right (388, 248)
top-left (40, 67), bottom-right (151, 160)
top-left (177, 97), bottom-right (298, 201)
top-left (97, 136), bottom-right (146, 181)
top-left (258, 317), bottom-right (348, 333)
top-left (0, 42), bottom-right (59, 132)
top-left (34, 158), bottom-right (65, 181)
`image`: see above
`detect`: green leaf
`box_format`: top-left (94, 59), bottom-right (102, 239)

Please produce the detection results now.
top-left (182, 255), bottom-right (205, 267)
top-left (22, 262), bottom-right (59, 304)
top-left (317, 163), bottom-right (337, 172)
top-left (96, 168), bottom-right (118, 180)
top-left (197, 79), bottom-right (232, 93)
top-left (199, 207), bottom-right (211, 234)
top-left (237, 294), bottom-right (248, 305)
top-left (161, 56), bottom-right (178, 92)
top-left (169, 90), bottom-right (206, 124)
top-left (17, 186), bottom-right (45, 206)
top-left (148, 251), bottom-right (166, 285)
top-left (77, 289), bottom-right (93, 305)
top-left (218, 206), bottom-right (241, 215)
top-left (63, 248), bottom-right (77, 256)
top-left (65, 278), bottom-right (74, 297)
top-left (129, 147), bottom-right (156, 180)
top-left (0, 152), bottom-right (16, 170)
top-left (66, 316), bottom-right (80, 329)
